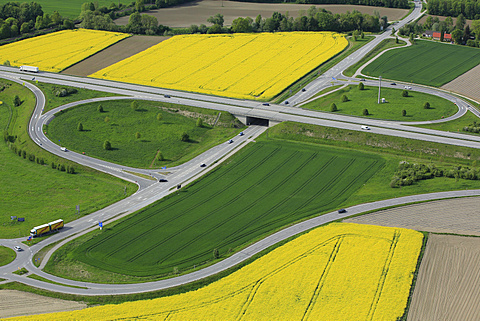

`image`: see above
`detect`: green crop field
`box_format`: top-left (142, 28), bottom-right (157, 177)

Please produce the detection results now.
top-left (303, 85), bottom-right (457, 121)
top-left (62, 141), bottom-right (383, 278)
top-left (362, 40), bottom-right (480, 87)
top-left (45, 100), bottom-right (243, 168)
top-left (0, 1), bottom-right (132, 19)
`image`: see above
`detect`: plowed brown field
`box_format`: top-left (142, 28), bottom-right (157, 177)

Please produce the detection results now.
top-left (62, 36), bottom-right (169, 77)
top-left (407, 234), bottom-right (480, 321)
top-left (344, 197), bottom-right (480, 235)
top-left (114, 0), bottom-right (408, 28)
top-left (0, 290), bottom-right (87, 318)
top-left (442, 63), bottom-right (480, 103)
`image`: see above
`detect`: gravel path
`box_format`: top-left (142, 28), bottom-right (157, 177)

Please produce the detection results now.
top-left (0, 290), bottom-right (87, 319)
top-left (344, 197), bottom-right (480, 235)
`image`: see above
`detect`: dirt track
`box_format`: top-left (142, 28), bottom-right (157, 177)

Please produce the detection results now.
top-left (442, 63), bottom-right (480, 103)
top-left (407, 234), bottom-right (480, 321)
top-left (62, 36), bottom-right (169, 77)
top-left (344, 197), bottom-right (480, 235)
top-left (0, 289), bottom-right (87, 318)
top-left (114, 0), bottom-right (408, 27)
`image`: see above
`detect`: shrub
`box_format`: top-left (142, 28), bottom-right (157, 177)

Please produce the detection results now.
top-left (196, 117), bottom-right (203, 127)
top-left (362, 108), bottom-right (369, 116)
top-left (135, 132), bottom-right (141, 139)
top-left (13, 95), bottom-right (21, 106)
top-left (104, 140), bottom-right (112, 150)
top-left (181, 132), bottom-right (189, 142)
top-left (330, 103), bottom-right (338, 112)
top-left (424, 102), bottom-right (430, 109)
top-left (402, 90), bottom-right (408, 97)
top-left (156, 113), bottom-right (163, 121)
top-left (213, 248), bottom-right (219, 259)
top-left (131, 100), bottom-right (139, 111)
top-left (77, 122), bottom-right (83, 131)
top-left (157, 151), bottom-right (164, 161)
top-left (358, 82), bottom-right (364, 90)
top-left (51, 162), bottom-right (56, 169)
top-left (60, 164), bottom-right (66, 172)
top-left (104, 116), bottom-right (110, 123)
top-left (402, 109), bottom-right (407, 116)
top-left (98, 105), bottom-right (104, 112)
top-left (341, 94), bottom-right (349, 102)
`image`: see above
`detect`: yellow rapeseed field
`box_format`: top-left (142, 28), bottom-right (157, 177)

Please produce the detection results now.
top-left (0, 29), bottom-right (130, 72)
top-left (9, 223), bottom-right (423, 321)
top-left (90, 32), bottom-right (347, 100)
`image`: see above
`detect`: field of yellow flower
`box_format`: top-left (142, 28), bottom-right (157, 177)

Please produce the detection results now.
top-left (10, 223), bottom-right (423, 321)
top-left (0, 29), bottom-right (129, 72)
top-left (90, 32), bottom-right (347, 100)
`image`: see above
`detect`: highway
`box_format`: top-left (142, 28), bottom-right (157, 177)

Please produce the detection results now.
top-left (2, 0), bottom-right (480, 296)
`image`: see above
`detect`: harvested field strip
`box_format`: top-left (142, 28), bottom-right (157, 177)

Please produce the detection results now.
top-left (90, 32), bottom-right (347, 100)
top-left (362, 40), bottom-right (480, 87)
top-left (407, 234), bottom-right (480, 320)
top-left (442, 63), bottom-right (480, 102)
top-left (344, 197), bottom-right (480, 236)
top-left (22, 223), bottom-right (422, 320)
top-left (70, 141), bottom-right (384, 277)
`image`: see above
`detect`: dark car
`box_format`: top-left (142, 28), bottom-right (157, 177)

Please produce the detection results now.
top-left (360, 78), bottom-right (365, 81)
top-left (158, 178), bottom-right (168, 182)
top-left (239, 132), bottom-right (244, 136)
top-left (390, 82), bottom-right (396, 85)
top-left (164, 94), bottom-right (171, 98)
top-left (200, 163), bottom-right (206, 167)
top-left (228, 139), bottom-right (233, 144)
top-left (338, 208), bottom-right (347, 214)
top-left (285, 101), bottom-right (289, 105)
top-left (262, 103), bottom-right (270, 106)
top-left (301, 88), bottom-right (306, 92)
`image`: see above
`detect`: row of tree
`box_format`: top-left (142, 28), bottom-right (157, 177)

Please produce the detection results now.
top-left (234, 0), bottom-right (408, 9)
top-left (0, 2), bottom-right (74, 41)
top-left (427, 0), bottom-right (480, 20)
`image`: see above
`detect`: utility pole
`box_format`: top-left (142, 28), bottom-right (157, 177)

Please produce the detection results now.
top-left (378, 76), bottom-right (382, 104)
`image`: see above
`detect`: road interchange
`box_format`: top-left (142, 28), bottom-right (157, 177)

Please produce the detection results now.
top-left (2, 0), bottom-right (480, 295)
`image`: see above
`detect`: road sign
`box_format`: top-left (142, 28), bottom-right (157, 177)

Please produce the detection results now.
top-left (99, 221), bottom-right (103, 230)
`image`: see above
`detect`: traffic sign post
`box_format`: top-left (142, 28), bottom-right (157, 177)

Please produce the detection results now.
top-left (99, 221), bottom-right (103, 230)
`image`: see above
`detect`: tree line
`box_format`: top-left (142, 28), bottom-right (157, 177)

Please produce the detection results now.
top-left (0, 2), bottom-right (74, 41)
top-left (234, 0), bottom-right (409, 9)
top-left (427, 0), bottom-right (480, 20)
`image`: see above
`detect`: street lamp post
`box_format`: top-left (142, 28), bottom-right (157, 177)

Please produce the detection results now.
top-left (378, 76), bottom-right (382, 104)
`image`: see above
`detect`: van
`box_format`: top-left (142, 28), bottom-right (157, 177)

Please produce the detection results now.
top-left (361, 125), bottom-right (370, 130)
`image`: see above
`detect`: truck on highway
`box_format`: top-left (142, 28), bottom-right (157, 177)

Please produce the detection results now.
top-left (30, 219), bottom-right (64, 237)
top-left (19, 65), bottom-right (39, 73)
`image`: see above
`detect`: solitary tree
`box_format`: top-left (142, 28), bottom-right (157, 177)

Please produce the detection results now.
top-left (156, 113), bottom-right (163, 121)
top-left (13, 95), bottom-right (21, 106)
top-left (131, 100), bottom-right (139, 111)
top-left (358, 82), bottom-right (364, 90)
top-left (341, 94), bottom-right (348, 102)
top-left (181, 132), bottom-right (189, 142)
top-left (363, 108), bottom-right (369, 116)
top-left (213, 248), bottom-right (219, 259)
top-left (402, 109), bottom-right (407, 116)
top-left (98, 105), bottom-right (104, 112)
top-left (402, 90), bottom-right (409, 97)
top-left (103, 140), bottom-right (112, 150)
top-left (157, 151), bottom-right (164, 161)
top-left (424, 102), bottom-right (431, 109)
top-left (196, 117), bottom-right (203, 127)
top-left (104, 116), bottom-right (110, 123)
top-left (135, 132), bottom-right (141, 139)
top-left (77, 122), bottom-right (84, 131)
top-left (330, 103), bottom-right (338, 112)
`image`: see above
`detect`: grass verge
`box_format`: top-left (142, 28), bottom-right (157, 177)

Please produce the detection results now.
top-left (302, 85), bottom-right (457, 121)
top-left (45, 99), bottom-right (244, 168)
top-left (0, 246), bottom-right (15, 266)
top-left (27, 274), bottom-right (88, 289)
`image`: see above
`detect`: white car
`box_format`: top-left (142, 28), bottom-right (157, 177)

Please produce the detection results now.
top-left (14, 246), bottom-right (22, 251)
top-left (361, 125), bottom-right (370, 130)
top-left (404, 86), bottom-right (412, 90)
top-left (60, 147), bottom-right (67, 152)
